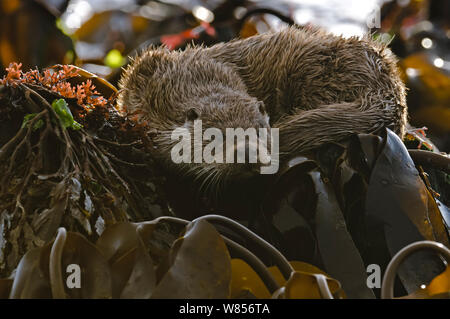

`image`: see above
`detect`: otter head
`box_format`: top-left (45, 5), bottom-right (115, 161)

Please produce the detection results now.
top-left (117, 47), bottom-right (277, 204)
top-left (161, 89), bottom-right (276, 202)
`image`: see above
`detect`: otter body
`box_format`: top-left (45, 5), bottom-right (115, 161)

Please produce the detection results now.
top-left (118, 26), bottom-right (407, 193)
top-left (204, 26), bottom-right (407, 154)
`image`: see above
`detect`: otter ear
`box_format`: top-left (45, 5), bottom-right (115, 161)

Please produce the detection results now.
top-left (186, 108), bottom-right (200, 121)
top-left (257, 101), bottom-right (266, 114)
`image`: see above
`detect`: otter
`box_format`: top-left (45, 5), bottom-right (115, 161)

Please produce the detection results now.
top-left (117, 26), bottom-right (407, 199)
top-left (204, 26), bottom-right (407, 155)
top-left (118, 44), bottom-right (273, 200)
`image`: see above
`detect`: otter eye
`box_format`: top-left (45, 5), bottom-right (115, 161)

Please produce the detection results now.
top-left (186, 108), bottom-right (199, 121)
top-left (258, 102), bottom-right (266, 114)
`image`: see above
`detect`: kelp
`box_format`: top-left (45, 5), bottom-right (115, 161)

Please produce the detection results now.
top-left (0, 64), bottom-right (170, 276)
top-left (0, 63), bottom-right (449, 298)
top-left (1, 216), bottom-right (345, 299)
top-left (256, 128), bottom-right (449, 298)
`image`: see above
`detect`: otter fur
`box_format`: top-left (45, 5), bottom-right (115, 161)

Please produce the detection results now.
top-left (118, 43), bottom-right (271, 199)
top-left (118, 26), bottom-right (407, 196)
top-left (204, 26), bottom-right (407, 155)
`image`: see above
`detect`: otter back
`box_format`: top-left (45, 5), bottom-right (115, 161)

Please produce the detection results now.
top-left (118, 26), bottom-right (408, 184)
top-left (205, 26), bottom-right (408, 154)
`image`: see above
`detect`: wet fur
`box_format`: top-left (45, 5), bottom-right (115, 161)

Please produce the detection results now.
top-left (118, 45), bottom-right (270, 200)
top-left (205, 26), bottom-right (407, 155)
top-left (118, 26), bottom-right (407, 197)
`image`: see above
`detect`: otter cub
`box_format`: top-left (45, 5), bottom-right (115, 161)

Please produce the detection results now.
top-left (118, 26), bottom-right (407, 195)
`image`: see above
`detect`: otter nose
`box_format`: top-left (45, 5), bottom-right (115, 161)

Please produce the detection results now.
top-left (225, 138), bottom-right (272, 177)
top-left (234, 140), bottom-right (258, 164)
top-left (235, 140), bottom-right (271, 166)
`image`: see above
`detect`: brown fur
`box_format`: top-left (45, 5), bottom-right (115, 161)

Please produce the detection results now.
top-left (118, 45), bottom-right (271, 199)
top-left (205, 26), bottom-right (407, 155)
top-left (118, 26), bottom-right (407, 194)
